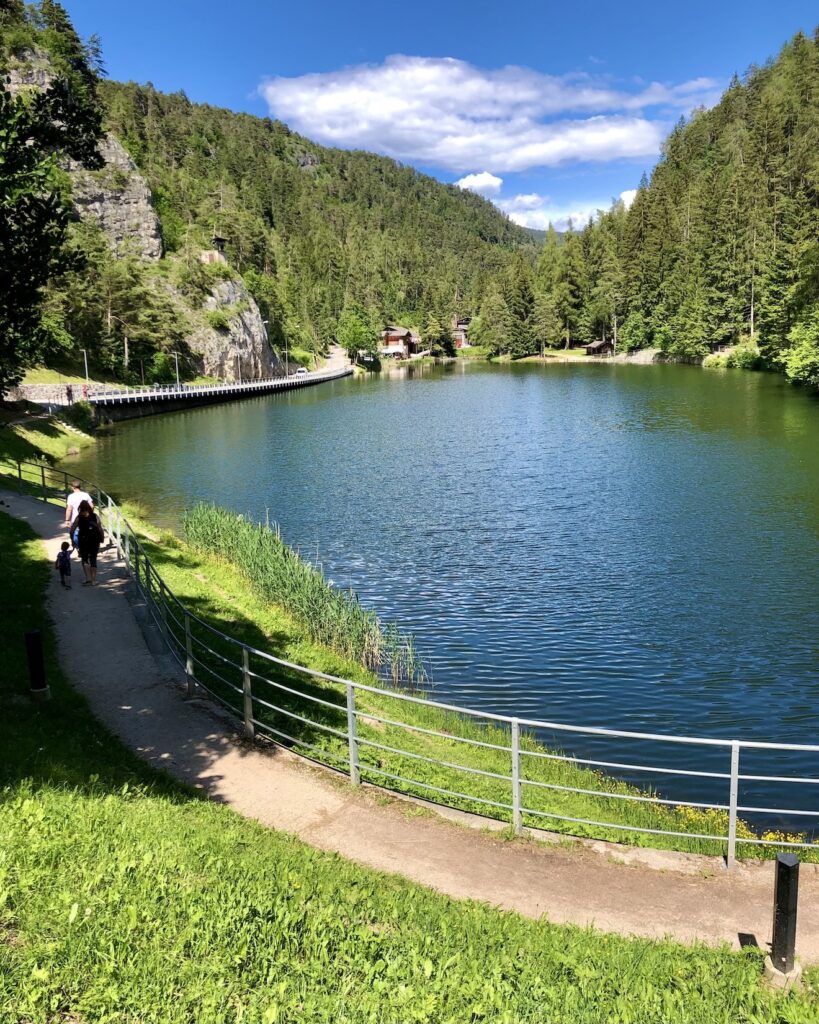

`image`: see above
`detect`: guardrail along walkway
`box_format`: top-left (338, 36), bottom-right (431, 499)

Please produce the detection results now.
top-left (4, 458), bottom-right (819, 867)
top-left (4, 486), bottom-right (819, 960)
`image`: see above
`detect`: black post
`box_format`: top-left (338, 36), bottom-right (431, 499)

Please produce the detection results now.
top-left (771, 853), bottom-right (799, 974)
top-left (25, 630), bottom-right (49, 700)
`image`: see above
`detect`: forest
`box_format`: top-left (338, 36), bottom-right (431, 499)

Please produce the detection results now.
top-left (1, 2), bottom-right (818, 388)
top-left (519, 29), bottom-right (819, 387)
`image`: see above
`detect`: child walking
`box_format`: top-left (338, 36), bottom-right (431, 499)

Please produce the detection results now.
top-left (55, 542), bottom-right (72, 589)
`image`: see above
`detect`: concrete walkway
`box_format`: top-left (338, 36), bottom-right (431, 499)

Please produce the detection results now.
top-left (6, 490), bottom-right (819, 962)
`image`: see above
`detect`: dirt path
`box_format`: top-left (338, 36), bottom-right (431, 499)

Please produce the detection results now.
top-left (6, 491), bottom-right (819, 962)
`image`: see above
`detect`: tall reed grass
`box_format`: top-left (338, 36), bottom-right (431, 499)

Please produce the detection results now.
top-left (183, 502), bottom-right (426, 688)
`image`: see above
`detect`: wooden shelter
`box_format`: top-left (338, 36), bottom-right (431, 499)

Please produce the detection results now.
top-left (585, 339), bottom-right (615, 357)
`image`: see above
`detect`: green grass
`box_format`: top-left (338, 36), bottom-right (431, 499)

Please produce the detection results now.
top-left (0, 413), bottom-right (95, 467)
top-left (184, 503), bottom-right (425, 686)
top-left (21, 367), bottom-right (106, 386)
top-left (119, 502), bottom-right (816, 861)
top-left (1, 508), bottom-right (817, 1023)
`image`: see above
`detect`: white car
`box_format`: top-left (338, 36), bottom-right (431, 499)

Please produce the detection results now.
top-left (295, 366), bottom-right (308, 376)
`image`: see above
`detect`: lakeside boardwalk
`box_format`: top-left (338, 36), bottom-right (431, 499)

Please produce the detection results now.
top-left (88, 365), bottom-right (353, 420)
top-left (5, 489), bottom-right (819, 963)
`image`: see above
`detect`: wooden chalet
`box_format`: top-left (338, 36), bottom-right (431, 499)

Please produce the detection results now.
top-left (380, 326), bottom-right (424, 358)
top-left (585, 338), bottom-right (615, 357)
top-left (452, 316), bottom-right (472, 348)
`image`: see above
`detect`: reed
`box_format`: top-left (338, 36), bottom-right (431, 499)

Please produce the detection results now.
top-left (183, 502), bottom-right (426, 689)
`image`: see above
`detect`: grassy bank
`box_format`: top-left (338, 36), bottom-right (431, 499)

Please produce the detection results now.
top-left (118, 502), bottom-right (813, 861)
top-left (2, 509), bottom-right (817, 1023)
top-left (0, 410), bottom-right (95, 466)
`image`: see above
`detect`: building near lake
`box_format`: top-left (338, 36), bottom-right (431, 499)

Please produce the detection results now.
top-left (585, 338), bottom-right (614, 357)
top-left (380, 325), bottom-right (423, 358)
top-left (452, 316), bottom-right (472, 348)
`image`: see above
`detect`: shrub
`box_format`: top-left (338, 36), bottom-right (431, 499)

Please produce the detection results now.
top-left (57, 400), bottom-right (94, 433)
top-left (726, 342), bottom-right (762, 370)
top-left (149, 351), bottom-right (176, 384)
top-left (702, 354), bottom-right (727, 369)
top-left (783, 313), bottom-right (819, 388)
top-left (205, 308), bottom-right (232, 331)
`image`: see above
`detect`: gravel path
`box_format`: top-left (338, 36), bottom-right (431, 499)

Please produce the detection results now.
top-left (6, 490), bottom-right (819, 963)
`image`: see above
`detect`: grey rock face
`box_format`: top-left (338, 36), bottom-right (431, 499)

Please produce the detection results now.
top-left (186, 279), bottom-right (282, 381)
top-left (3, 48), bottom-right (53, 93)
top-left (70, 135), bottom-right (163, 262)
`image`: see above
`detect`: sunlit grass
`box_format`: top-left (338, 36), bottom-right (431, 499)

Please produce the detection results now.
top-left (3, 509), bottom-right (818, 1023)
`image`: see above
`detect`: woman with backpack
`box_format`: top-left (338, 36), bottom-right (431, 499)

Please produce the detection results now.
top-left (71, 499), bottom-right (105, 587)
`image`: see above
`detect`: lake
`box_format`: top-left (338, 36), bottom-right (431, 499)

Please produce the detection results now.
top-left (68, 361), bottom-right (819, 822)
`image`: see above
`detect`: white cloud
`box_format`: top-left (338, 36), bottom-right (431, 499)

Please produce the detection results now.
top-left (454, 171), bottom-right (503, 196)
top-left (258, 55), bottom-right (720, 175)
top-left (497, 185), bottom-right (641, 231)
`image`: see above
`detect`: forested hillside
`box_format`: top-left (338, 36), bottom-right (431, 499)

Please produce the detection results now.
top-left (517, 30), bottom-right (819, 386)
top-left (98, 81), bottom-right (536, 354)
top-left (2, 1), bottom-right (818, 388)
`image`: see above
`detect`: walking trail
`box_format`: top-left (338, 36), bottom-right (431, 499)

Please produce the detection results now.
top-left (6, 491), bottom-right (819, 962)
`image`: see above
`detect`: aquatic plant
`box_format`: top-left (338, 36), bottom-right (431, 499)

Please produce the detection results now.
top-left (183, 502), bottom-right (426, 688)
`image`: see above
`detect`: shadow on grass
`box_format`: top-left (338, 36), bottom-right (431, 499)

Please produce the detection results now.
top-left (0, 417), bottom-right (68, 465)
top-left (0, 508), bottom-right (189, 800)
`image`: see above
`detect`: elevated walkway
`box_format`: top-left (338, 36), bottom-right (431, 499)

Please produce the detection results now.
top-left (88, 366), bottom-right (353, 421)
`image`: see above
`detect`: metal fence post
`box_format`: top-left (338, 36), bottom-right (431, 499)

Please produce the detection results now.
top-left (40, 464), bottom-right (47, 502)
top-left (133, 540), bottom-right (141, 593)
top-left (115, 507), bottom-right (122, 556)
top-left (346, 682), bottom-right (360, 785)
top-left (184, 612), bottom-right (195, 699)
top-left (17, 460), bottom-right (23, 492)
top-left (727, 742), bottom-right (740, 869)
top-left (242, 648), bottom-right (254, 740)
top-left (123, 521), bottom-right (130, 569)
top-left (511, 718), bottom-right (522, 835)
top-left (158, 578), bottom-right (169, 639)
top-left (771, 853), bottom-right (799, 975)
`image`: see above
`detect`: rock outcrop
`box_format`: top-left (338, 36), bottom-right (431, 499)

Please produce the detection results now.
top-left (4, 48), bottom-right (52, 93)
top-left (69, 135), bottom-right (163, 261)
top-left (186, 278), bottom-right (282, 381)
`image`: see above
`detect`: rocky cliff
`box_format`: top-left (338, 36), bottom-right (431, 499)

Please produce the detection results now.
top-left (4, 48), bottom-right (280, 381)
top-left (186, 278), bottom-right (281, 380)
top-left (69, 134), bottom-right (163, 262)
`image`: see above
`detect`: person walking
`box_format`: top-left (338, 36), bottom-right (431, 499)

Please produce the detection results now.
top-left (71, 500), bottom-right (104, 586)
top-left (65, 480), bottom-right (93, 528)
top-left (55, 542), bottom-right (72, 589)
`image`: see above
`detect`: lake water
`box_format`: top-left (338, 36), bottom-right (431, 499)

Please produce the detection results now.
top-left (69, 362), bottom-right (819, 823)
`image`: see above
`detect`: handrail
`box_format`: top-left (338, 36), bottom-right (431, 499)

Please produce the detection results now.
top-left (87, 366), bottom-right (352, 405)
top-left (4, 455), bottom-right (818, 864)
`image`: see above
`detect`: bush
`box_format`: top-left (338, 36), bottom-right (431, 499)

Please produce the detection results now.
top-left (57, 400), bottom-right (94, 433)
top-left (783, 313), bottom-right (819, 388)
top-left (726, 342), bottom-right (762, 370)
top-left (702, 354), bottom-right (727, 369)
top-left (205, 308), bottom-right (232, 331)
top-left (149, 352), bottom-right (176, 384)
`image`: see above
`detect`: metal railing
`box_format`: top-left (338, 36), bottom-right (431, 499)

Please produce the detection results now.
top-left (4, 457), bottom-right (819, 866)
top-left (88, 366), bottom-right (352, 405)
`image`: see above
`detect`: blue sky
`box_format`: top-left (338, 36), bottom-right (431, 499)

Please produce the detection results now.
top-left (68, 0), bottom-right (818, 229)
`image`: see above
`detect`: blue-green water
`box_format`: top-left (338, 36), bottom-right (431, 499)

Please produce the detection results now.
top-left (70, 362), bottom-right (819, 821)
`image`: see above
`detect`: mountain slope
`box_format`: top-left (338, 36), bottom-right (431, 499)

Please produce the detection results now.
top-left (99, 80), bottom-right (537, 350)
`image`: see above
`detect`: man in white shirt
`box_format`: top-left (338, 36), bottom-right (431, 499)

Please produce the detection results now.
top-left (65, 480), bottom-right (93, 527)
